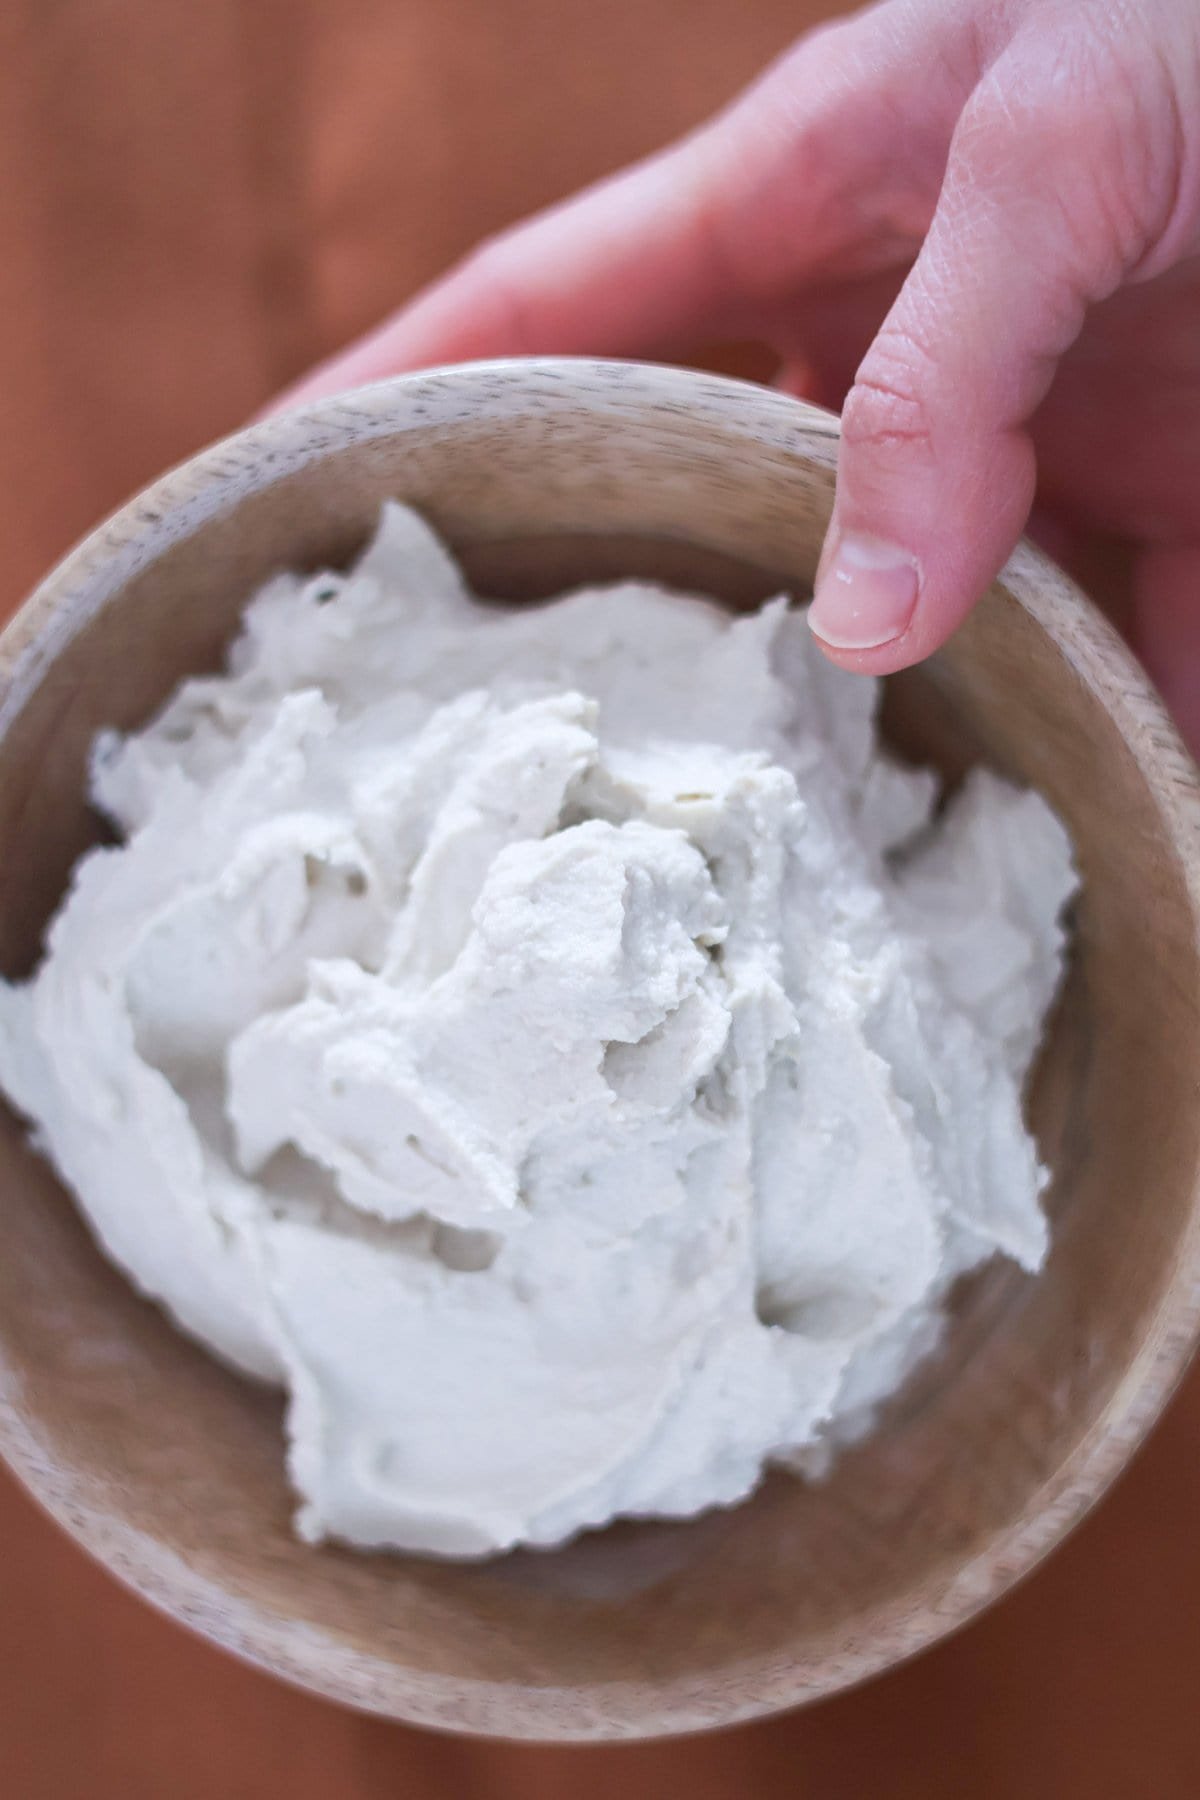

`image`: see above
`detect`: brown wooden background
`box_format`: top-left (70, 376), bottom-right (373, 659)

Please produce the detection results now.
top-left (2, 2), bottom-right (1199, 1794)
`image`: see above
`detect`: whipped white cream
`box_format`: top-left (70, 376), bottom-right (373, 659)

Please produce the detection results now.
top-left (0, 504), bottom-right (1076, 1557)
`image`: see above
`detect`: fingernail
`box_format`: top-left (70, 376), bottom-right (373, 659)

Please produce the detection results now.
top-left (809, 534), bottom-right (919, 650)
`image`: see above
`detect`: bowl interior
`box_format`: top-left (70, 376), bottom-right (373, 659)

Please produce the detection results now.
top-left (0, 365), bottom-right (1198, 1740)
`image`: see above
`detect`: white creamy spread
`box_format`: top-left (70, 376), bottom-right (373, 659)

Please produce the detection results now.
top-left (0, 504), bottom-right (1077, 1557)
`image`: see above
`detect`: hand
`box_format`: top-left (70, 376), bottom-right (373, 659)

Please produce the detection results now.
top-left (275, 0), bottom-right (1200, 748)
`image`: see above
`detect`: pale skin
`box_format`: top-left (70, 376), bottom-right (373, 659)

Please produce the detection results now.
top-left (275, 0), bottom-right (1200, 749)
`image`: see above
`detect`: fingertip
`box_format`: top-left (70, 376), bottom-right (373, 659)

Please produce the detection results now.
top-left (808, 533), bottom-right (919, 650)
top-left (806, 526), bottom-right (983, 676)
top-left (807, 623), bottom-right (925, 677)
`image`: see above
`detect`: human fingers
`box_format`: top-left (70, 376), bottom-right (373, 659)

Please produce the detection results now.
top-left (808, 20), bottom-right (1195, 671)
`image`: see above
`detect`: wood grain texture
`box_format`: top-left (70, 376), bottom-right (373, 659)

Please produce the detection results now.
top-left (2, 2), bottom-right (1200, 1793)
top-left (1, 362), bottom-right (1199, 1749)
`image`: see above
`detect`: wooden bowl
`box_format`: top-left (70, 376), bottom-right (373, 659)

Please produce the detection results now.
top-left (1, 360), bottom-right (1198, 1742)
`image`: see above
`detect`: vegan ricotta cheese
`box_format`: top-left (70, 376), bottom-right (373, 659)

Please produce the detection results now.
top-left (0, 503), bottom-right (1077, 1557)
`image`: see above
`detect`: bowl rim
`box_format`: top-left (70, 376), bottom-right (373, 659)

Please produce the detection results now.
top-left (2, 355), bottom-right (1200, 1740)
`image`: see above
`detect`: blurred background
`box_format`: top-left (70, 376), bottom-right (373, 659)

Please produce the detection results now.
top-left (1, 1), bottom-right (1198, 1794)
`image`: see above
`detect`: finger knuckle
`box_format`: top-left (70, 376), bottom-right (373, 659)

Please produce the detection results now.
top-left (773, 15), bottom-right (856, 94)
top-left (753, 16), bottom-right (884, 175)
top-left (456, 235), bottom-right (538, 351)
top-left (842, 347), bottom-right (935, 455)
top-left (959, 21), bottom-right (1181, 276)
